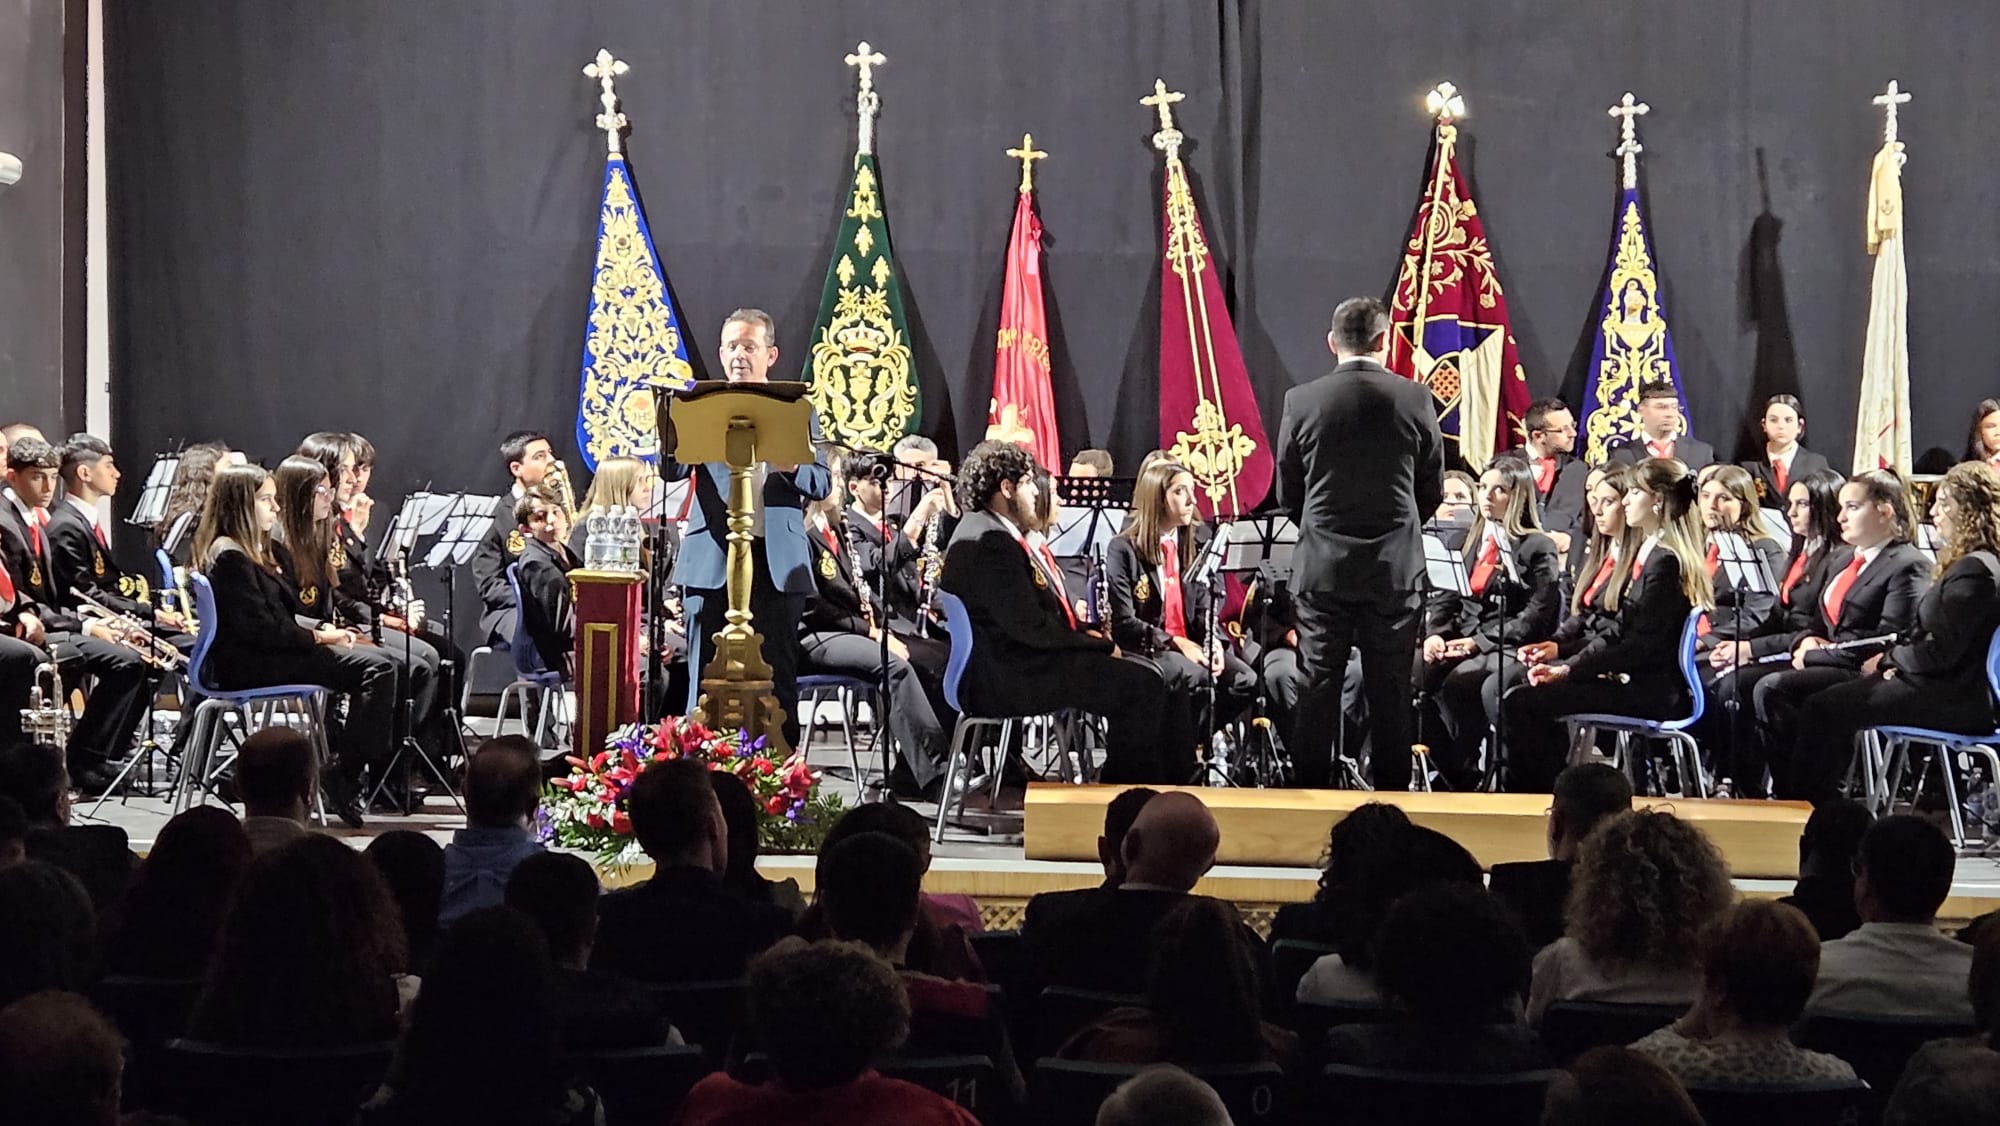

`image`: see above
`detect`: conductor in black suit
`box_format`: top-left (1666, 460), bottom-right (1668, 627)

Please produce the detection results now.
top-left (1605, 379), bottom-right (1714, 471)
top-left (1275, 297), bottom-right (1445, 790)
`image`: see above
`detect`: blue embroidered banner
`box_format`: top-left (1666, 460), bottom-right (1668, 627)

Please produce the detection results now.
top-left (1577, 186), bottom-right (1686, 465)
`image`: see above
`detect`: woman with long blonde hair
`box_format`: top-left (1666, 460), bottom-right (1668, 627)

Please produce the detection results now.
top-left (196, 463), bottom-right (395, 827)
top-left (1502, 458), bottom-right (1713, 792)
top-left (1777, 461), bottom-right (2000, 804)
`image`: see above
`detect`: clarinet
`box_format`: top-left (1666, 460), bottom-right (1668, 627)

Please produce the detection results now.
top-left (843, 522), bottom-right (878, 634)
top-left (918, 511), bottom-right (943, 626)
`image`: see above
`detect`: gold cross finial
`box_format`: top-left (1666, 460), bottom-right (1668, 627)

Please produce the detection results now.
top-left (1142, 78), bottom-right (1186, 158)
top-left (1426, 81), bottom-right (1466, 123)
top-left (1874, 79), bottom-right (1911, 145)
top-left (583, 48), bottom-right (630, 157)
top-left (1006, 133), bottom-right (1048, 194)
top-left (1609, 92), bottom-right (1650, 190)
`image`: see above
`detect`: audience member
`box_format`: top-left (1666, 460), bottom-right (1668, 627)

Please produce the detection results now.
top-left (505, 851), bottom-right (673, 1051)
top-left (1325, 883), bottom-right (1548, 1073)
top-left (1021, 787), bottom-right (1160, 943)
top-left (1063, 896), bottom-right (1300, 1071)
top-left (1780, 800), bottom-right (1874, 942)
top-left (1489, 764), bottom-right (1632, 949)
top-left (817, 831), bottom-right (1023, 1104)
top-left (1632, 900), bottom-right (1855, 1085)
top-left (1809, 814), bottom-right (1973, 1021)
top-left (0, 860), bottom-right (95, 1010)
top-left (671, 937), bottom-right (979, 1126)
top-left (592, 759), bottom-right (791, 983)
top-left (1527, 811), bottom-right (1733, 1023)
top-left (710, 770), bottom-right (806, 918)
top-left (1296, 825), bottom-right (1483, 1004)
top-left (1540, 1046), bottom-right (1705, 1126)
top-left (188, 834), bottom-right (405, 1048)
top-left (233, 727), bottom-right (315, 854)
top-left (358, 907), bottom-right (601, 1126)
top-left (799, 802), bottom-right (983, 980)
top-left (822, 800), bottom-right (983, 935)
top-left (99, 805), bottom-right (250, 978)
top-left (1269, 800), bottom-right (1409, 948)
top-left (0, 991), bottom-right (127, 1126)
top-left (1093, 1065), bottom-right (1233, 1126)
top-left (440, 735), bottom-right (547, 925)
top-left (0, 794), bottom-right (26, 867)
top-left (366, 830), bottom-right (446, 979)
top-left (1023, 791), bottom-right (1258, 995)
top-left (0, 741), bottom-right (135, 908)
top-left (1973, 923), bottom-right (2000, 1047)
top-left (1882, 1040), bottom-right (2000, 1126)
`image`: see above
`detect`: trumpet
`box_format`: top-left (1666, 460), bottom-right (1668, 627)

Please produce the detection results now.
top-left (22, 661), bottom-right (71, 750)
top-left (546, 459), bottom-right (578, 517)
top-left (69, 588), bottom-right (187, 670)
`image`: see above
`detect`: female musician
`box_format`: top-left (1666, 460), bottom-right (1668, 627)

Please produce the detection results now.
top-left (799, 482), bottom-right (952, 799)
top-left (1965, 399), bottom-right (2000, 466)
top-left (195, 463), bottom-right (396, 827)
top-left (1696, 465), bottom-right (1788, 642)
top-left (1702, 467), bottom-right (1845, 796)
top-left (566, 455), bottom-right (661, 556)
top-left (153, 442), bottom-right (230, 567)
top-left (1745, 395), bottom-right (1829, 510)
top-left (1104, 459), bottom-right (1256, 739)
top-left (1503, 458), bottom-right (1713, 792)
top-left (1779, 462), bottom-right (2000, 804)
top-left (1419, 456), bottom-right (1562, 790)
top-left (1753, 469), bottom-right (1932, 800)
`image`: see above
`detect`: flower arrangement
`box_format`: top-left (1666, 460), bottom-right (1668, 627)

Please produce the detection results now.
top-left (543, 717), bottom-right (843, 867)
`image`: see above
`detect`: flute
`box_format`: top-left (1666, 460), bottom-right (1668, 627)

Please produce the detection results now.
top-left (1751, 631), bottom-right (1904, 665)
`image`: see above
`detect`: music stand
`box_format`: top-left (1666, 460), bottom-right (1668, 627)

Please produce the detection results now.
top-left (1423, 533), bottom-right (1470, 596)
top-left (1915, 523), bottom-right (1941, 564)
top-left (1049, 490), bottom-right (1128, 629)
top-left (1208, 516), bottom-right (1300, 788)
top-left (126, 451), bottom-right (181, 529)
top-left (1708, 530), bottom-right (1775, 793)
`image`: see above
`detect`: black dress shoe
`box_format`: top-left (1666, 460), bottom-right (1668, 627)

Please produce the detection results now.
top-left (70, 765), bottom-right (122, 798)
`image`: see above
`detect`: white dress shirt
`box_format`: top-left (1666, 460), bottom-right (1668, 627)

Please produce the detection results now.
top-left (1807, 921), bottom-right (1976, 1021)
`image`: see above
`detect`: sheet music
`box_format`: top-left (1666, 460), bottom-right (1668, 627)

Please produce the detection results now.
top-left (1423, 532), bottom-right (1471, 596)
top-left (1049, 507), bottom-right (1129, 557)
top-left (392, 492), bottom-right (503, 569)
top-left (1215, 515), bottom-right (1299, 572)
top-left (1709, 530), bottom-right (1773, 594)
top-left (127, 452), bottom-right (182, 527)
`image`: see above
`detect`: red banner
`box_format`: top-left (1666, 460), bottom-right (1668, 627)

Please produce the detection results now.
top-left (987, 189), bottom-right (1061, 470)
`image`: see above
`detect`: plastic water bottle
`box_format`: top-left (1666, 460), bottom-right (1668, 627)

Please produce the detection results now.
top-left (585, 509), bottom-right (607, 569)
top-left (618, 507), bottom-right (640, 571)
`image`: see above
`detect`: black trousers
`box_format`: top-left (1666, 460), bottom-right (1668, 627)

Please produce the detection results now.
top-left (1421, 648), bottom-right (1513, 787)
top-left (970, 651), bottom-right (1190, 784)
top-left (0, 633), bottom-right (46, 747)
top-left (1699, 661), bottom-right (1791, 798)
top-left (47, 632), bottom-right (159, 776)
top-left (215, 643), bottom-right (398, 773)
top-left (1255, 645), bottom-right (1368, 761)
top-left (1291, 590), bottom-right (1421, 790)
top-left (359, 629), bottom-right (442, 755)
top-left (799, 630), bottom-right (952, 786)
top-left (683, 544), bottom-right (806, 748)
top-left (1501, 673), bottom-right (1687, 793)
top-left (1752, 665), bottom-right (1862, 801)
top-left (1781, 671), bottom-right (1998, 805)
top-left (1129, 646), bottom-right (1257, 740)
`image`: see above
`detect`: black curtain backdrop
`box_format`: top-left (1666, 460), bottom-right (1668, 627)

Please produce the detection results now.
top-left (108, 1), bottom-right (2000, 545)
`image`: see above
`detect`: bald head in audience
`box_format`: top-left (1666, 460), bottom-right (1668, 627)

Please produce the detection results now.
top-left (1119, 792), bottom-right (1220, 892)
top-left (1884, 1040), bottom-right (2000, 1126)
top-left (1095, 1064), bottom-right (1231, 1126)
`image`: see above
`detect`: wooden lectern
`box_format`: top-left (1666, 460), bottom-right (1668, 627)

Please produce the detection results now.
top-left (569, 568), bottom-right (642, 758)
top-left (665, 381), bottom-right (815, 757)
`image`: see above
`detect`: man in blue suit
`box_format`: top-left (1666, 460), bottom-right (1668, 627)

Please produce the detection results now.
top-left (662, 309), bottom-right (831, 746)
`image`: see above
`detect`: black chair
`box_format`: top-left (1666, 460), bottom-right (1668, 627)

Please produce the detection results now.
top-left (569, 1043), bottom-right (712, 1126)
top-left (1032, 1059), bottom-right (1286, 1126)
top-left (639, 979), bottom-right (744, 1065)
top-left (1317, 1063), bottom-right (1557, 1126)
top-left (1796, 1009), bottom-right (1977, 1096)
top-left (881, 1055), bottom-right (1001, 1122)
top-left (1290, 998), bottom-right (1398, 1053)
top-left (1537, 1000), bottom-right (1688, 1063)
top-left (91, 975), bottom-right (205, 1109)
top-left (1683, 1080), bottom-right (1870, 1126)
top-left (968, 929), bottom-right (1028, 996)
top-left (156, 1038), bottom-right (396, 1126)
top-left (1032, 987), bottom-right (1143, 1059)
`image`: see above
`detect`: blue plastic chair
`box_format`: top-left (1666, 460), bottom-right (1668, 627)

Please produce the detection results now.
top-left (171, 572), bottom-right (332, 823)
top-left (1557, 607), bottom-right (1710, 797)
top-left (1862, 624), bottom-right (2000, 845)
top-left (796, 673), bottom-right (884, 800)
top-left (930, 590), bottom-right (1061, 844)
top-left (496, 562), bottom-right (569, 745)
top-left (154, 547), bottom-right (178, 607)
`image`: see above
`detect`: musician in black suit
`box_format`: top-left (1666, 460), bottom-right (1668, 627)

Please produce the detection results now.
top-left (1275, 297), bottom-right (1444, 790)
top-left (510, 488), bottom-right (577, 680)
top-left (470, 430), bottom-right (557, 645)
top-left (1695, 466), bottom-right (1788, 643)
top-left (1742, 395), bottom-right (1830, 512)
top-left (47, 436), bottom-right (181, 632)
top-left (1703, 467), bottom-right (1847, 796)
top-left (798, 483), bottom-right (951, 796)
top-left (1503, 458), bottom-right (1713, 792)
top-left (939, 440), bottom-right (1189, 784)
top-left (1605, 380), bottom-right (1714, 471)
top-left (1754, 470), bottom-right (1934, 801)
top-left (1418, 456), bottom-right (1562, 791)
top-left (1779, 463), bottom-right (2000, 804)
top-left (839, 454), bottom-right (925, 631)
top-left (1507, 398), bottom-right (1588, 556)
top-left (1, 438), bottom-right (157, 791)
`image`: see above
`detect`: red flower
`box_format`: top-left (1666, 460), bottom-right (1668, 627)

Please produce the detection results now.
top-left (611, 810), bottom-right (632, 835)
top-left (590, 751), bottom-right (610, 771)
top-left (763, 794), bottom-right (787, 815)
top-left (587, 812), bottom-right (605, 829)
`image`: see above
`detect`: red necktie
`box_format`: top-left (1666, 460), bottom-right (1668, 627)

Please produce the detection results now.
top-left (1823, 553), bottom-right (1867, 625)
top-left (0, 552), bottom-right (14, 606)
top-left (1535, 457), bottom-right (1557, 494)
top-left (1704, 543), bottom-right (1721, 577)
top-left (1161, 536), bottom-right (1188, 638)
top-left (1017, 536), bottom-right (1076, 629)
top-left (1774, 459), bottom-right (1789, 495)
top-left (1781, 553), bottom-right (1807, 605)
top-left (1647, 439), bottom-right (1673, 459)
top-left (1469, 537), bottom-right (1500, 595)
top-left (94, 523), bottom-right (108, 549)
top-left (1583, 553), bottom-right (1617, 604)
top-left (27, 509), bottom-right (46, 560)
top-left (1629, 556), bottom-right (1646, 581)
top-left (821, 525), bottom-right (840, 557)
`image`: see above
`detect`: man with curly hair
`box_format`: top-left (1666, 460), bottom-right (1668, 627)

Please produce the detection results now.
top-left (939, 441), bottom-right (1190, 783)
